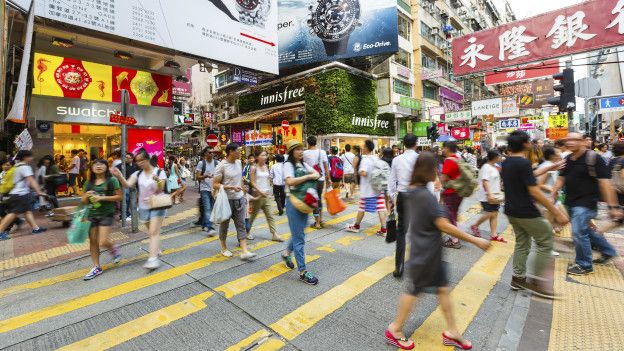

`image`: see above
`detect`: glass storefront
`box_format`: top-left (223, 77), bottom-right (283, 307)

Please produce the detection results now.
top-left (53, 124), bottom-right (121, 160)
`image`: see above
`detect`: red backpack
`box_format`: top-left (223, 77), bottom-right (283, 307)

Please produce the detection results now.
top-left (328, 156), bottom-right (344, 179)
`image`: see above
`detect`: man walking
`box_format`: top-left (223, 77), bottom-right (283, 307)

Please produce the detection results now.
top-left (68, 149), bottom-right (80, 196)
top-left (196, 147), bottom-right (218, 235)
top-left (440, 141), bottom-right (463, 249)
top-left (346, 140), bottom-right (387, 236)
top-left (78, 149), bottom-right (88, 188)
top-left (388, 134), bottom-right (418, 277)
top-left (552, 133), bottom-right (620, 275)
top-left (303, 136), bottom-right (330, 229)
top-left (341, 144), bottom-right (356, 200)
top-left (116, 152), bottom-right (138, 220)
top-left (502, 131), bottom-right (568, 299)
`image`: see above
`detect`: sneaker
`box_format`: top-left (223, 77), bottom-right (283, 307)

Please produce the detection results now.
top-left (240, 251), bottom-right (257, 261)
top-left (510, 276), bottom-right (526, 291)
top-left (376, 230), bottom-right (387, 237)
top-left (299, 271), bottom-right (319, 285)
top-left (206, 228), bottom-right (217, 237)
top-left (111, 246), bottom-right (122, 264)
top-left (83, 266), bottom-right (103, 280)
top-left (32, 227), bottom-right (47, 234)
top-left (221, 250), bottom-right (233, 258)
top-left (0, 232), bottom-right (9, 241)
top-left (247, 234), bottom-right (255, 240)
top-left (567, 263), bottom-right (593, 276)
top-left (282, 254), bottom-right (295, 269)
top-left (551, 250), bottom-right (560, 257)
top-left (143, 257), bottom-right (161, 270)
top-left (593, 255), bottom-right (615, 265)
top-left (345, 224), bottom-right (360, 233)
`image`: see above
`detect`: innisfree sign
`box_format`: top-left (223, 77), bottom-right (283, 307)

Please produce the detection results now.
top-left (351, 115), bottom-right (390, 130)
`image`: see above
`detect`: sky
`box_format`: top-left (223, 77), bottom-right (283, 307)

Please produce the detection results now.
top-left (507, 0), bottom-right (584, 20)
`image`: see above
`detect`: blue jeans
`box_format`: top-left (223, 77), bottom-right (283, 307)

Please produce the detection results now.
top-left (200, 191), bottom-right (215, 229)
top-left (285, 198), bottom-right (309, 272)
top-left (570, 206), bottom-right (617, 269)
top-left (124, 189), bottom-right (131, 218)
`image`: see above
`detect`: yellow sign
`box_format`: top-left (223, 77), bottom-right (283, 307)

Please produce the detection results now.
top-left (548, 114), bottom-right (568, 129)
top-left (275, 123), bottom-right (303, 144)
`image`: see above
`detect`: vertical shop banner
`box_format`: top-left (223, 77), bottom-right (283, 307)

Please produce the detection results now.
top-left (230, 127), bottom-right (246, 146)
top-left (6, 4), bottom-right (34, 123)
top-left (278, 0), bottom-right (398, 68)
top-left (452, 0), bottom-right (624, 76)
top-left (127, 129), bottom-right (164, 167)
top-left (35, 0), bottom-right (279, 74)
top-left (33, 53), bottom-right (172, 107)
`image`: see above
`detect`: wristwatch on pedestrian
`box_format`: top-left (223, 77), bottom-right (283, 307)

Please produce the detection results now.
top-left (236, 0), bottom-right (271, 28)
top-left (307, 0), bottom-right (361, 56)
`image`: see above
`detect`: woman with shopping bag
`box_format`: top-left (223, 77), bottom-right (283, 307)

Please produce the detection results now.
top-left (282, 140), bottom-right (321, 285)
top-left (212, 143), bottom-right (256, 260)
top-left (111, 149), bottom-right (169, 270)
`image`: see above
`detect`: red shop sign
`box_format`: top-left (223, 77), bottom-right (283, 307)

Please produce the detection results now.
top-left (451, 127), bottom-right (470, 140)
top-left (484, 60), bottom-right (560, 85)
top-left (452, 0), bottom-right (624, 76)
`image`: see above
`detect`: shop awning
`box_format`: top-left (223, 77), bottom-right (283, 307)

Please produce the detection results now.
top-left (219, 102), bottom-right (305, 126)
top-left (180, 130), bottom-right (199, 137)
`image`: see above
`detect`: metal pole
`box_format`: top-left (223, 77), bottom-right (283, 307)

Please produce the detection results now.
top-left (120, 89), bottom-right (128, 228)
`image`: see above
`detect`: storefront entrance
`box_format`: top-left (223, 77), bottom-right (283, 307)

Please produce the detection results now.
top-left (53, 124), bottom-right (121, 160)
top-left (320, 134), bottom-right (395, 153)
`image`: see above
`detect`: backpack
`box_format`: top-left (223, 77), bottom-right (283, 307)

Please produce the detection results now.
top-left (369, 156), bottom-right (390, 193)
top-left (328, 156), bottom-right (344, 179)
top-left (612, 157), bottom-right (624, 194)
top-left (445, 158), bottom-right (478, 197)
top-left (137, 168), bottom-right (170, 195)
top-left (0, 164), bottom-right (26, 195)
top-left (200, 159), bottom-right (218, 175)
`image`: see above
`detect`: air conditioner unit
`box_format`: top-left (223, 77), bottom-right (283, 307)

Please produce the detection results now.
top-left (422, 3), bottom-right (433, 12)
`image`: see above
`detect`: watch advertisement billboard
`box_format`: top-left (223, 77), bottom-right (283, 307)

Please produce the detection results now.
top-left (35, 0), bottom-right (279, 74)
top-left (278, 0), bottom-right (398, 68)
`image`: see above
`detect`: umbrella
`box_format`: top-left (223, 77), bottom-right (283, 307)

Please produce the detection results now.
top-left (437, 135), bottom-right (457, 142)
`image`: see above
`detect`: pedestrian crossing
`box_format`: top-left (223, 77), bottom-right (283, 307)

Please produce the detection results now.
top-left (0, 201), bottom-right (516, 350)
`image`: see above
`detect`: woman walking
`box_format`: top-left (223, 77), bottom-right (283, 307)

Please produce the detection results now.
top-left (385, 152), bottom-right (490, 350)
top-left (248, 151), bottom-right (283, 242)
top-left (166, 155), bottom-right (182, 204)
top-left (111, 150), bottom-right (168, 270)
top-left (38, 155), bottom-right (61, 211)
top-left (177, 157), bottom-right (190, 203)
top-left (281, 140), bottom-right (321, 285)
top-left (470, 149), bottom-right (505, 242)
top-left (82, 159), bottom-right (123, 280)
top-left (213, 143), bottom-right (256, 260)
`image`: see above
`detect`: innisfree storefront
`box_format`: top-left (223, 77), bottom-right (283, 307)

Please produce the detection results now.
top-left (233, 67), bottom-right (395, 153)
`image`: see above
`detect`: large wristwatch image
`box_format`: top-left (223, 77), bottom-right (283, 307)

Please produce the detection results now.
top-left (307, 0), bottom-right (361, 56)
top-left (208, 0), bottom-right (238, 21)
top-left (236, 0), bottom-right (271, 28)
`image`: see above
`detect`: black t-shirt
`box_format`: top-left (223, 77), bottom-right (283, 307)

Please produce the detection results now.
top-left (501, 156), bottom-right (541, 218)
top-left (560, 151), bottom-right (609, 210)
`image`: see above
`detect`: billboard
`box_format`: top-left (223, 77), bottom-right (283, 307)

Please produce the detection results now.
top-left (35, 0), bottom-right (279, 74)
top-left (278, 0), bottom-right (398, 68)
top-left (452, 0), bottom-right (624, 76)
top-left (128, 129), bottom-right (165, 168)
top-left (501, 80), bottom-right (554, 109)
top-left (33, 53), bottom-right (172, 107)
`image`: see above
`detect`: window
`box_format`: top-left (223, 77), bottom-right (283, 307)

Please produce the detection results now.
top-left (394, 49), bottom-right (412, 68)
top-left (423, 84), bottom-right (437, 100)
top-left (398, 15), bottom-right (411, 40)
top-left (393, 79), bottom-right (412, 96)
top-left (214, 70), bottom-right (236, 89)
top-left (421, 52), bottom-right (437, 69)
top-left (420, 21), bottom-right (439, 46)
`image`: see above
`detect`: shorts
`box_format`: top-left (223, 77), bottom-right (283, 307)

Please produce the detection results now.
top-left (359, 195), bottom-right (386, 213)
top-left (481, 201), bottom-right (500, 213)
top-left (7, 194), bottom-right (33, 214)
top-left (68, 173), bottom-right (78, 186)
top-left (138, 208), bottom-right (167, 223)
top-left (88, 216), bottom-right (113, 227)
top-left (344, 174), bottom-right (356, 184)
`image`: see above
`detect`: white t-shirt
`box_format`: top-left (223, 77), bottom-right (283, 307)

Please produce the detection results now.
top-left (477, 163), bottom-right (501, 202)
top-left (214, 159), bottom-right (244, 200)
top-left (303, 149), bottom-right (328, 181)
top-left (270, 163), bottom-right (284, 186)
top-left (69, 156), bottom-right (80, 174)
top-left (195, 158), bottom-right (217, 192)
top-left (341, 152), bottom-right (355, 174)
top-left (128, 168), bottom-right (168, 210)
top-left (253, 165), bottom-right (272, 194)
top-left (358, 155), bottom-right (380, 198)
top-left (10, 164), bottom-right (34, 196)
top-left (112, 159), bottom-right (122, 168)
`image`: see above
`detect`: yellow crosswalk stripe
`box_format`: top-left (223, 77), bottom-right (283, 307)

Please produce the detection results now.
top-left (0, 212), bottom-right (357, 333)
top-left (406, 226), bottom-right (515, 350)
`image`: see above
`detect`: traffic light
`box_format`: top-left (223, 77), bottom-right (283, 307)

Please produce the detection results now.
top-left (547, 68), bottom-right (576, 112)
top-left (427, 125), bottom-right (439, 141)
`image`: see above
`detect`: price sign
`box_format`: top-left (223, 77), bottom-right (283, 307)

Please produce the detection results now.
top-left (546, 128), bottom-right (568, 140)
top-left (498, 119), bottom-right (519, 129)
top-left (548, 114), bottom-right (568, 128)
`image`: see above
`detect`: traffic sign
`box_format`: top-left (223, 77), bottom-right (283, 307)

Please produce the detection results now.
top-left (109, 113), bottom-right (137, 126)
top-left (206, 134), bottom-right (219, 147)
top-left (598, 95), bottom-right (624, 113)
top-left (281, 120), bottom-right (290, 129)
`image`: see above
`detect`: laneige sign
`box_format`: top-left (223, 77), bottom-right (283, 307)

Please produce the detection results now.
top-left (29, 96), bottom-right (173, 128)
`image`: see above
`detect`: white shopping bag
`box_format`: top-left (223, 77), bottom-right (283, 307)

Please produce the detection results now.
top-left (210, 185), bottom-right (232, 223)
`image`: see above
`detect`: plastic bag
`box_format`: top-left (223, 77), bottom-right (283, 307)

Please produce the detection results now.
top-left (211, 185), bottom-right (232, 224)
top-left (67, 207), bottom-right (91, 244)
top-left (324, 187), bottom-right (346, 215)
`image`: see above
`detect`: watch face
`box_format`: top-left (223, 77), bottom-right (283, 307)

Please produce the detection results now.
top-left (308, 0), bottom-right (360, 42)
top-left (237, 0), bottom-right (260, 10)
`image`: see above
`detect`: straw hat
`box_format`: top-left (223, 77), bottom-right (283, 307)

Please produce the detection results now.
top-left (286, 139), bottom-right (303, 154)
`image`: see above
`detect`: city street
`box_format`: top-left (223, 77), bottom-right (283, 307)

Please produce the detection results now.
top-left (1, 194), bottom-right (622, 351)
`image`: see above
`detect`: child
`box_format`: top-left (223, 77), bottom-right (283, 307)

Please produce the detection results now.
top-left (385, 152), bottom-right (490, 350)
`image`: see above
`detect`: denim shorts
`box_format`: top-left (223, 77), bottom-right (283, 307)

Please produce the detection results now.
top-left (138, 208), bottom-right (167, 223)
top-left (88, 216), bottom-right (113, 227)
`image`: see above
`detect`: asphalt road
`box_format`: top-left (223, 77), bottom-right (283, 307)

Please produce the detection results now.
top-left (0, 197), bottom-right (520, 351)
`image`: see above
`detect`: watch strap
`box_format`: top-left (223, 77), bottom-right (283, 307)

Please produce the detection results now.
top-left (323, 39), bottom-right (350, 56)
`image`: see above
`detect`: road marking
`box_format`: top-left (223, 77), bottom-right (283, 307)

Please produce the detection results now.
top-left (405, 226), bottom-right (515, 350)
top-left (223, 330), bottom-right (272, 351)
top-left (0, 212), bottom-right (357, 333)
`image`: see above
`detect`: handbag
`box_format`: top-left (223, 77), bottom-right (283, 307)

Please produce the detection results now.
top-left (211, 185), bottom-right (232, 223)
top-left (67, 207), bottom-right (91, 244)
top-left (324, 187), bottom-right (346, 215)
top-left (385, 211), bottom-right (397, 243)
top-left (148, 193), bottom-right (173, 210)
top-left (289, 195), bottom-right (314, 214)
top-left (489, 192), bottom-right (505, 204)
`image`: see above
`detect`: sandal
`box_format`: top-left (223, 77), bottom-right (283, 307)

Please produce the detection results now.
top-left (443, 238), bottom-right (462, 249)
top-left (442, 331), bottom-right (472, 350)
top-left (491, 236), bottom-right (508, 243)
top-left (310, 223), bottom-right (322, 230)
top-left (470, 225), bottom-right (481, 238)
top-left (385, 329), bottom-right (414, 350)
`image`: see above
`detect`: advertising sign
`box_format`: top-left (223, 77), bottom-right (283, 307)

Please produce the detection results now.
top-left (245, 129), bottom-right (273, 146)
top-left (417, 137), bottom-right (430, 147)
top-left (472, 98), bottom-right (503, 116)
top-left (399, 96), bottom-right (421, 110)
top-left (439, 87), bottom-right (464, 112)
top-left (238, 82), bottom-right (306, 114)
top-left (598, 95), bottom-right (624, 113)
top-left (274, 122), bottom-right (303, 145)
top-left (453, 0), bottom-right (624, 76)
top-left (451, 128), bottom-right (470, 140)
top-left (548, 114), bottom-right (569, 128)
top-left (497, 96), bottom-right (520, 118)
top-left (127, 128), bottom-right (164, 167)
top-left (546, 128), bottom-right (569, 139)
top-left (501, 80), bottom-right (554, 109)
top-left (484, 60), bottom-right (560, 85)
top-left (278, 0), bottom-right (399, 68)
top-left (233, 67), bottom-right (259, 86)
top-left (422, 69), bottom-right (444, 80)
top-left (36, 0), bottom-right (280, 74)
top-left (429, 106), bottom-right (445, 116)
top-left (519, 123), bottom-right (536, 130)
top-left (414, 122), bottom-right (429, 137)
top-left (399, 120), bottom-right (428, 138)
top-left (33, 53), bottom-right (172, 107)
top-left (498, 119), bottom-right (520, 129)
top-left (445, 110), bottom-right (472, 122)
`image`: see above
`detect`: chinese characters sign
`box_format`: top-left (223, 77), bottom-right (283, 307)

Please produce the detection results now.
top-left (548, 114), bottom-right (569, 128)
top-left (484, 60), bottom-right (560, 85)
top-left (445, 110), bottom-right (472, 122)
top-left (33, 53), bottom-right (172, 107)
top-left (546, 128), bottom-right (569, 139)
top-left (451, 128), bottom-right (470, 140)
top-left (498, 119), bottom-right (520, 129)
top-left (452, 0), bottom-right (624, 76)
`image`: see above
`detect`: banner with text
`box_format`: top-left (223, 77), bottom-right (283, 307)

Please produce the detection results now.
top-left (472, 98), bottom-right (502, 116)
